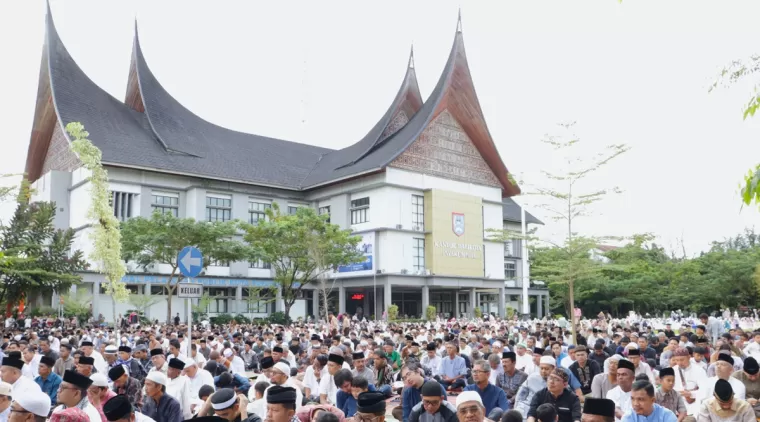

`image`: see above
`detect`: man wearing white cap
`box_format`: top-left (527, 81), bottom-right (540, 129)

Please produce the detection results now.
top-left (455, 391), bottom-right (486, 422)
top-left (88, 373), bottom-right (116, 417)
top-left (0, 381), bottom-right (12, 422)
top-left (12, 389), bottom-right (51, 422)
top-left (182, 358), bottom-right (215, 403)
top-left (142, 371), bottom-right (182, 422)
top-left (224, 349), bottom-right (246, 375)
top-left (514, 355), bottom-right (556, 419)
top-left (166, 358), bottom-right (192, 419)
top-left (264, 362), bottom-right (303, 411)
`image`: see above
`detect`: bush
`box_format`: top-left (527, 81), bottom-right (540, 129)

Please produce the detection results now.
top-left (268, 312), bottom-right (291, 325)
top-left (425, 306), bottom-right (436, 321)
top-left (210, 314), bottom-right (233, 326)
top-left (387, 304), bottom-right (399, 321)
top-left (474, 307), bottom-right (483, 318)
top-left (506, 306), bottom-right (516, 320)
top-left (234, 314), bottom-right (251, 324)
top-left (31, 306), bottom-right (57, 317)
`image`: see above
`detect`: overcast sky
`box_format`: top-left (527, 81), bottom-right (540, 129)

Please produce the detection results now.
top-left (2, 0), bottom-right (760, 256)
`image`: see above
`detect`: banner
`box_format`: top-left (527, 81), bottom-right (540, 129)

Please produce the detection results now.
top-left (338, 232), bottom-right (374, 273)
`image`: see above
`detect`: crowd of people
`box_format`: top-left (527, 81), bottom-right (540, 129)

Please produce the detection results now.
top-left (0, 310), bottom-right (758, 422)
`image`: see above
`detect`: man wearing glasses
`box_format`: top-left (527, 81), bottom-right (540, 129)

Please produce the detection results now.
top-left (9, 390), bottom-right (50, 422)
top-left (400, 363), bottom-right (447, 422)
top-left (527, 368), bottom-right (581, 422)
top-left (455, 391), bottom-right (486, 422)
top-left (408, 380), bottom-right (457, 422)
top-left (463, 361), bottom-right (508, 421)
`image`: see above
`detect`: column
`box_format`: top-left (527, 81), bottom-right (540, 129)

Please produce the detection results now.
top-left (363, 292), bottom-right (370, 319)
top-left (421, 286), bottom-right (429, 319)
top-left (470, 288), bottom-right (476, 317)
top-left (93, 280), bottom-right (101, 320)
top-left (498, 287), bottom-right (506, 319)
top-left (537, 293), bottom-right (543, 318)
top-left (51, 290), bottom-right (59, 309)
top-left (338, 286), bottom-right (346, 314)
top-left (383, 279), bottom-right (392, 316)
top-left (312, 289), bottom-right (320, 319)
top-left (143, 284), bottom-right (150, 319)
top-left (235, 286), bottom-right (243, 314)
top-left (275, 287), bottom-right (283, 313)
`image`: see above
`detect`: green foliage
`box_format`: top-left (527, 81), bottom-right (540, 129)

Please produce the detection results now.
top-left (61, 290), bottom-right (92, 324)
top-left (234, 314), bottom-right (251, 324)
top-left (127, 295), bottom-right (162, 315)
top-left (66, 123), bottom-right (128, 310)
top-left (242, 204), bottom-right (364, 318)
top-left (538, 229), bottom-right (760, 316)
top-left (474, 307), bottom-right (483, 318)
top-left (120, 211), bottom-right (248, 322)
top-left (0, 201), bottom-right (86, 306)
top-left (30, 306), bottom-right (57, 317)
top-left (209, 314), bottom-right (233, 326)
top-left (192, 293), bottom-right (212, 323)
top-left (387, 304), bottom-right (399, 321)
top-left (425, 305), bottom-right (436, 321)
top-left (506, 306), bottom-right (516, 319)
top-left (268, 311), bottom-right (291, 325)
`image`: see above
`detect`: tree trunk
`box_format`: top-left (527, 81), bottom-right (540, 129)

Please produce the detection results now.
top-left (164, 267), bottom-right (179, 324)
top-left (568, 278), bottom-right (577, 345)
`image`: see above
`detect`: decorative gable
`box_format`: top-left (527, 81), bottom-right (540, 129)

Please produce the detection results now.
top-left (389, 109), bottom-right (501, 187)
top-left (379, 111), bottom-right (409, 142)
top-left (41, 122), bottom-right (81, 175)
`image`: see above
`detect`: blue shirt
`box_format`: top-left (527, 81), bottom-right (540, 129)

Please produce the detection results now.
top-left (337, 384), bottom-right (376, 417)
top-left (34, 372), bottom-right (61, 405)
top-left (402, 379), bottom-right (447, 422)
top-left (560, 367), bottom-right (582, 391)
top-left (621, 404), bottom-right (677, 422)
top-left (440, 356), bottom-right (467, 379)
top-left (214, 373), bottom-right (251, 396)
top-left (464, 383), bottom-right (509, 416)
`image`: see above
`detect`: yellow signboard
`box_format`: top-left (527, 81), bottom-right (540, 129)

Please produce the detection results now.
top-left (424, 189), bottom-right (484, 277)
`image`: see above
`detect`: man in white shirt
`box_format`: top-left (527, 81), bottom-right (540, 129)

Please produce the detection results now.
top-left (1, 355), bottom-right (41, 396)
top-left (420, 343), bottom-right (442, 377)
top-left (53, 370), bottom-right (102, 422)
top-left (514, 344), bottom-right (533, 372)
top-left (319, 353), bottom-right (345, 405)
top-left (698, 353), bottom-right (746, 402)
top-left (671, 347), bottom-right (709, 419)
top-left (182, 358), bottom-right (215, 402)
top-left (21, 347), bottom-right (40, 379)
top-left (303, 355), bottom-right (327, 402)
top-left (79, 341), bottom-right (108, 375)
top-left (606, 359), bottom-right (635, 422)
top-left (263, 362), bottom-right (303, 411)
top-left (166, 358), bottom-right (193, 419)
top-left (627, 348), bottom-right (655, 383)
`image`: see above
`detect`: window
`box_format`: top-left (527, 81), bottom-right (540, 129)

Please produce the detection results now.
top-left (150, 286), bottom-right (166, 295)
top-left (206, 288), bottom-right (230, 314)
top-left (350, 197), bottom-right (369, 224)
top-left (101, 284), bottom-right (139, 294)
top-left (250, 260), bottom-right (271, 269)
top-left (248, 201), bottom-right (270, 224)
top-left (319, 206), bottom-right (331, 224)
top-left (209, 259), bottom-right (230, 267)
top-left (505, 239), bottom-right (522, 258)
top-left (413, 238), bottom-right (425, 271)
top-left (244, 288), bottom-right (271, 313)
top-left (152, 192), bottom-right (179, 217)
top-left (411, 195), bottom-right (424, 230)
top-left (504, 260), bottom-right (517, 279)
top-left (111, 192), bottom-right (136, 221)
top-left (206, 195), bottom-right (232, 222)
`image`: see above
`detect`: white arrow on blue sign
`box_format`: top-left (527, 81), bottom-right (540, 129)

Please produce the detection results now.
top-left (178, 246), bottom-right (203, 278)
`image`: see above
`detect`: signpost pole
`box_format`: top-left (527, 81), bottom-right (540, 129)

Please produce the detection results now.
top-left (177, 246), bottom-right (204, 360)
top-left (186, 281), bottom-right (192, 358)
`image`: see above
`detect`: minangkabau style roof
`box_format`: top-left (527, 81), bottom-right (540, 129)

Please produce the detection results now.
top-left (26, 4), bottom-right (521, 198)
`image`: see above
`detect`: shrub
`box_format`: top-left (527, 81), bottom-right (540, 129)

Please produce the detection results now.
top-left (210, 314), bottom-right (233, 326)
top-left (234, 314), bottom-right (251, 324)
top-left (425, 306), bottom-right (436, 321)
top-left (268, 312), bottom-right (291, 325)
top-left (506, 306), bottom-right (516, 320)
top-left (31, 306), bottom-right (57, 317)
top-left (387, 304), bottom-right (399, 321)
top-left (474, 307), bottom-right (483, 318)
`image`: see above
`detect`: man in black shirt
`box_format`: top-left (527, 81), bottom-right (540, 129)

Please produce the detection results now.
top-left (527, 368), bottom-right (582, 422)
top-left (589, 343), bottom-right (609, 368)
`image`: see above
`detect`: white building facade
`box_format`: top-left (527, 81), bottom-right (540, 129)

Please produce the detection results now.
top-left (24, 6), bottom-right (547, 322)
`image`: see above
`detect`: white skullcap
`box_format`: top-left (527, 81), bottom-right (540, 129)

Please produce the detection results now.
top-left (16, 390), bottom-right (51, 417)
top-left (360, 340), bottom-right (368, 346)
top-left (146, 371), bottom-right (167, 386)
top-left (223, 349), bottom-right (233, 358)
top-left (90, 373), bottom-right (109, 387)
top-left (183, 357), bottom-right (196, 366)
top-left (455, 391), bottom-right (483, 409)
top-left (273, 362), bottom-right (290, 376)
top-left (104, 345), bottom-right (118, 354)
top-left (539, 356), bottom-right (556, 366)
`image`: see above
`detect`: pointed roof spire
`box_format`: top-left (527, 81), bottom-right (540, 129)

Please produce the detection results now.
top-left (408, 44), bottom-right (415, 69)
top-left (456, 7), bottom-right (463, 32)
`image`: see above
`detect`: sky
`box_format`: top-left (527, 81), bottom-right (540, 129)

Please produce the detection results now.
top-left (2, 0), bottom-right (760, 256)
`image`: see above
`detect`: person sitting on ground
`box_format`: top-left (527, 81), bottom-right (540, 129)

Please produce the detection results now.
top-left (408, 380), bottom-right (458, 422)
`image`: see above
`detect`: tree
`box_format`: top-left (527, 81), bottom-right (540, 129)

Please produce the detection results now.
top-left (61, 289), bottom-right (92, 324)
top-left (120, 211), bottom-right (249, 322)
top-left (0, 200), bottom-right (87, 309)
top-left (66, 123), bottom-right (128, 324)
top-left (243, 204), bottom-right (364, 318)
top-left (514, 122), bottom-right (629, 344)
top-left (243, 287), bottom-right (276, 319)
top-left (128, 294), bottom-right (163, 317)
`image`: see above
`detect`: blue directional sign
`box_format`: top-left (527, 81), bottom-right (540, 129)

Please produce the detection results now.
top-left (178, 246), bottom-right (203, 278)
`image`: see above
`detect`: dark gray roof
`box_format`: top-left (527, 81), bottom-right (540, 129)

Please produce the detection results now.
top-left (502, 198), bottom-right (543, 225)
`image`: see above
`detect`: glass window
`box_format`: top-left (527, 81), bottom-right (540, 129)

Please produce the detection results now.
top-left (151, 192), bottom-right (179, 217)
top-left (206, 195), bottom-right (232, 222)
top-left (150, 286), bottom-right (166, 295)
top-left (413, 238), bottom-right (425, 271)
top-left (350, 197), bottom-right (369, 224)
top-left (504, 260), bottom-right (517, 279)
top-left (209, 298), bottom-right (228, 314)
top-left (248, 201), bottom-right (271, 224)
top-left (319, 206), bottom-right (331, 224)
top-left (209, 259), bottom-right (230, 267)
top-left (249, 260), bottom-right (271, 269)
top-left (411, 195), bottom-right (424, 229)
top-left (111, 192), bottom-right (136, 221)
top-left (245, 289), bottom-right (271, 313)
top-left (505, 239), bottom-right (522, 258)
top-left (288, 206), bottom-right (299, 215)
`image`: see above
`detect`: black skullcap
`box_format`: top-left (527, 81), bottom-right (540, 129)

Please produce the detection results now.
top-left (168, 358), bottom-right (185, 370)
top-left (714, 379), bottom-right (733, 402)
top-left (118, 346), bottom-right (132, 353)
top-left (267, 385), bottom-right (297, 405)
top-left (0, 357), bottom-right (22, 370)
top-left (533, 347), bottom-right (544, 355)
top-left (328, 353), bottom-right (344, 365)
top-left (659, 367), bottom-right (675, 378)
top-left (357, 391), bottom-right (386, 413)
top-left (79, 356), bottom-right (94, 365)
top-left (210, 388), bottom-right (237, 409)
top-left (502, 352), bottom-right (516, 360)
top-left (311, 334), bottom-right (320, 341)
top-left (108, 365), bottom-right (126, 381)
top-left (426, 342), bottom-right (436, 351)
top-left (717, 353), bottom-right (734, 365)
top-left (617, 359), bottom-right (635, 372)
top-left (411, 342), bottom-right (420, 347)
top-left (260, 356), bottom-right (274, 369)
top-left (695, 336), bottom-right (708, 343)
top-left (103, 394), bottom-right (133, 421)
top-left (272, 346), bottom-right (284, 353)
top-left (420, 380), bottom-right (443, 397)
top-left (191, 417), bottom-right (228, 422)
top-left (80, 341), bottom-right (94, 347)
top-left (352, 352), bottom-right (364, 360)
top-left (39, 356), bottom-right (56, 367)
top-left (627, 348), bottom-right (640, 356)
top-left (745, 357), bottom-right (760, 375)
top-left (63, 369), bottom-right (93, 389)
top-left (150, 348), bottom-right (164, 357)
top-left (582, 398), bottom-right (616, 417)
top-left (6, 352), bottom-right (20, 360)
top-left (405, 335), bottom-right (413, 341)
